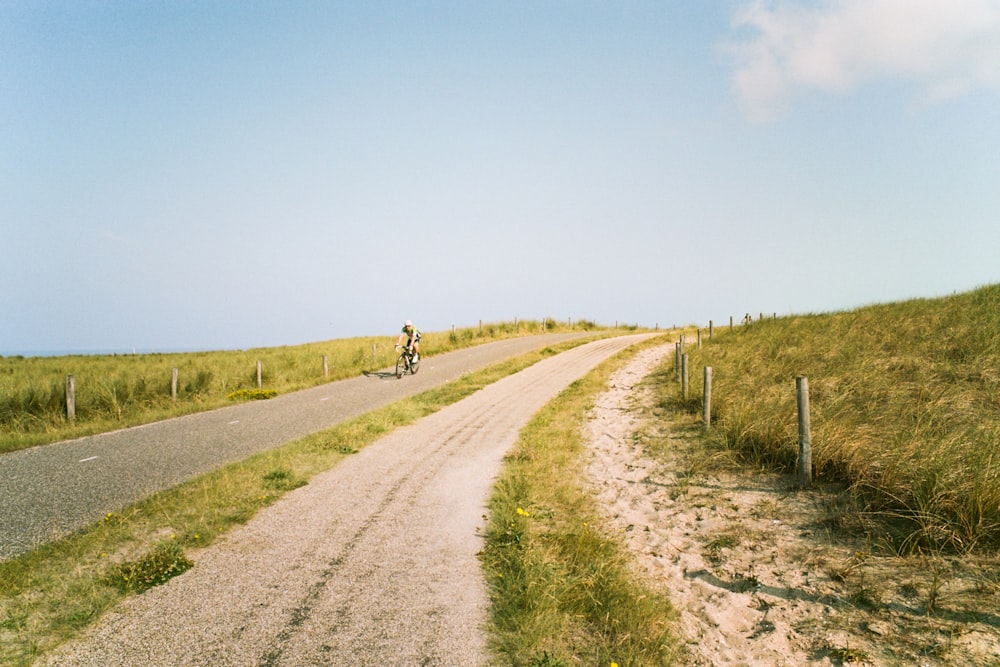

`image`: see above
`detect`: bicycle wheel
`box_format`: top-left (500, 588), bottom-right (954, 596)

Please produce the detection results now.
top-left (395, 353), bottom-right (408, 379)
top-left (409, 354), bottom-right (419, 375)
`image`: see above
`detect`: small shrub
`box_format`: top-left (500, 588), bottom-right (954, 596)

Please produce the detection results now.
top-left (103, 541), bottom-right (193, 594)
top-left (530, 652), bottom-right (567, 666)
top-left (226, 388), bottom-right (277, 401)
top-left (262, 467), bottom-right (306, 492)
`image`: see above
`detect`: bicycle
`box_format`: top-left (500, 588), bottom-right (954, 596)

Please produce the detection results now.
top-left (395, 345), bottom-right (420, 379)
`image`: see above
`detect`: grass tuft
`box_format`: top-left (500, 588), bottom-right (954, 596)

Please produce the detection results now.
top-left (102, 541), bottom-right (193, 594)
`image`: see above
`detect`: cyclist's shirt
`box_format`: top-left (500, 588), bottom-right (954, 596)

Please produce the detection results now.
top-left (401, 326), bottom-right (422, 344)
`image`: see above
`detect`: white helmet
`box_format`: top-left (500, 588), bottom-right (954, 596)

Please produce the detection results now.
top-left (404, 320), bottom-right (413, 327)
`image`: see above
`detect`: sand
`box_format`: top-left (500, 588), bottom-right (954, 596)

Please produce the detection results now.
top-left (583, 343), bottom-right (1000, 666)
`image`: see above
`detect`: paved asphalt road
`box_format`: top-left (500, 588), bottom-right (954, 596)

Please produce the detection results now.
top-left (0, 333), bottom-right (590, 560)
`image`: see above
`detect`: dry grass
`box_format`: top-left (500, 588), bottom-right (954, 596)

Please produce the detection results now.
top-left (666, 284), bottom-right (1000, 553)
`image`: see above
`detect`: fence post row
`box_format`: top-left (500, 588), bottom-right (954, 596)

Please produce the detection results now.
top-left (53, 319), bottom-right (738, 422)
top-left (796, 376), bottom-right (813, 487)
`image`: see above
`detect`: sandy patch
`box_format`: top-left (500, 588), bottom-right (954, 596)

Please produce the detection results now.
top-left (583, 344), bottom-right (1000, 666)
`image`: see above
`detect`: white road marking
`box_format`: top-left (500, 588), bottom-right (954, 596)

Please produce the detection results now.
top-left (79, 456), bottom-right (98, 463)
top-left (228, 420), bottom-right (240, 425)
top-left (320, 397), bottom-right (331, 401)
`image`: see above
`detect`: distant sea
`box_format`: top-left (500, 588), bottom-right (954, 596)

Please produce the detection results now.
top-left (0, 348), bottom-right (221, 358)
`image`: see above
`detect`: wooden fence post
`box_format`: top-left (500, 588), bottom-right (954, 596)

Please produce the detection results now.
top-left (256, 361), bottom-right (263, 389)
top-left (65, 374), bottom-right (75, 422)
top-left (681, 354), bottom-right (689, 400)
top-left (322, 355), bottom-right (329, 379)
top-left (372, 344), bottom-right (377, 369)
top-left (709, 320), bottom-right (713, 340)
top-left (796, 376), bottom-right (813, 486)
top-left (674, 342), bottom-right (681, 381)
top-left (703, 366), bottom-right (712, 428)
top-left (697, 328), bottom-right (702, 349)
top-left (730, 315), bottom-right (734, 331)
top-left (171, 368), bottom-right (178, 400)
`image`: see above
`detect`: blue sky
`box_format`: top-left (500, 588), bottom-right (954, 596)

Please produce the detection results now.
top-left (3, 1), bottom-right (999, 354)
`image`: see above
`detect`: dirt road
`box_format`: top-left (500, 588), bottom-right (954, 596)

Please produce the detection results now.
top-left (41, 334), bottom-right (655, 667)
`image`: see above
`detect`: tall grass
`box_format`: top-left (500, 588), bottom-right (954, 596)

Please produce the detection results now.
top-left (0, 319), bottom-right (604, 454)
top-left (666, 284), bottom-right (1000, 553)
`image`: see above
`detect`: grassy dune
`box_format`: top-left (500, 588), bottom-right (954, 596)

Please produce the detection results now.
top-left (669, 284), bottom-right (1000, 553)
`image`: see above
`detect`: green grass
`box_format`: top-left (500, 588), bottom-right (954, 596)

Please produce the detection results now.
top-left (482, 338), bottom-right (681, 666)
top-left (0, 337), bottom-right (599, 667)
top-left (663, 283), bottom-right (1000, 553)
top-left (0, 319), bottom-right (626, 454)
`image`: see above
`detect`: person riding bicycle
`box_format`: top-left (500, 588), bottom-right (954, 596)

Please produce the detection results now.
top-left (395, 320), bottom-right (421, 361)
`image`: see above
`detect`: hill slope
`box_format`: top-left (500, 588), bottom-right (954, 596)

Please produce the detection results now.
top-left (675, 284), bottom-right (1000, 551)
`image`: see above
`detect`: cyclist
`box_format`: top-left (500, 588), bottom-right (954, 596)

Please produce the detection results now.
top-left (395, 320), bottom-right (421, 361)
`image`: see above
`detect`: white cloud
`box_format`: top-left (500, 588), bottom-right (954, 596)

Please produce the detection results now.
top-left (727, 0), bottom-right (1000, 120)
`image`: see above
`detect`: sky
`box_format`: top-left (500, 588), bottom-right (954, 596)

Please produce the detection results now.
top-left (3, 1), bottom-right (999, 355)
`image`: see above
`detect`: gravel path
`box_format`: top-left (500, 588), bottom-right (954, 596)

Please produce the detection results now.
top-left (40, 334), bottom-right (654, 667)
top-left (1, 334), bottom-right (588, 560)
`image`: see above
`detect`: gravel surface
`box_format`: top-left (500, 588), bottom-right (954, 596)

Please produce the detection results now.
top-left (0, 334), bottom-right (588, 560)
top-left (39, 334), bottom-right (654, 667)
